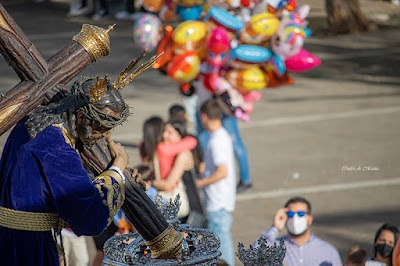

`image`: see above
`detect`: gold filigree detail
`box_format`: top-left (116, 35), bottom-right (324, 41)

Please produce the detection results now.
top-left (93, 169), bottom-right (125, 225)
top-left (89, 75), bottom-right (110, 103)
top-left (146, 224), bottom-right (184, 260)
top-left (72, 24), bottom-right (115, 62)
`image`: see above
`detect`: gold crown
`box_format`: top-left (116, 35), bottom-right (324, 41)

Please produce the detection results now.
top-left (73, 24), bottom-right (115, 62)
top-left (88, 50), bottom-right (164, 103)
top-left (89, 75), bottom-right (110, 103)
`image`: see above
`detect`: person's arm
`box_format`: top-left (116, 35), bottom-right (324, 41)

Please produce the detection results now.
top-left (152, 151), bottom-right (189, 192)
top-left (198, 162), bottom-right (205, 175)
top-left (273, 207), bottom-right (288, 231)
top-left (252, 226), bottom-right (280, 247)
top-left (157, 136), bottom-right (197, 157)
top-left (252, 207), bottom-right (288, 247)
top-left (196, 164), bottom-right (227, 188)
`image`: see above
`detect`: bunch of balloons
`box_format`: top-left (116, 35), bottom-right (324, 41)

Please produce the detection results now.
top-left (133, 0), bottom-right (321, 121)
top-left (137, 0), bottom-right (299, 23)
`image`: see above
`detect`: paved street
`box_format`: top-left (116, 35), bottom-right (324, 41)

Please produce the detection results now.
top-left (1, 0), bottom-right (399, 263)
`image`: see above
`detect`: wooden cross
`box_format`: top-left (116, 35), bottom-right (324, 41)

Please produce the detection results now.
top-left (0, 4), bottom-right (112, 136)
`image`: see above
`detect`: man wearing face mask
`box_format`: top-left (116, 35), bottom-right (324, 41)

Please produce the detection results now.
top-left (366, 223), bottom-right (399, 266)
top-left (253, 197), bottom-right (342, 266)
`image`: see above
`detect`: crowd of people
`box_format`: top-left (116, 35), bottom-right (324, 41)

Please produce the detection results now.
top-left (82, 97), bottom-right (398, 266)
top-left (0, 77), bottom-right (398, 265)
top-left (252, 197), bottom-right (399, 266)
top-left (137, 99), bottom-right (239, 265)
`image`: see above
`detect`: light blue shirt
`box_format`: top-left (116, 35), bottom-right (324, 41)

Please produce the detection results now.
top-left (146, 186), bottom-right (158, 201)
top-left (254, 226), bottom-right (343, 266)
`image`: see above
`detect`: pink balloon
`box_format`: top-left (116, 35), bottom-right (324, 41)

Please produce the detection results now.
top-left (285, 49), bottom-right (321, 72)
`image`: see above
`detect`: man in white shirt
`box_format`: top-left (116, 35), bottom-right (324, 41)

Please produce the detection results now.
top-left (196, 99), bottom-right (236, 266)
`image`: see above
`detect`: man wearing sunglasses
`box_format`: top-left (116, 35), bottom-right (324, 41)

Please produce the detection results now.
top-left (254, 197), bottom-right (342, 266)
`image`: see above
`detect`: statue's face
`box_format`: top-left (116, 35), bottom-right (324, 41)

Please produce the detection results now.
top-left (76, 108), bottom-right (114, 146)
top-left (89, 121), bottom-right (112, 144)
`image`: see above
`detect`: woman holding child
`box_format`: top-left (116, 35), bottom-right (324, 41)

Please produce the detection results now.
top-left (140, 117), bottom-right (206, 226)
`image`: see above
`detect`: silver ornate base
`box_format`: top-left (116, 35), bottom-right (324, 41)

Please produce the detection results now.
top-left (103, 195), bottom-right (221, 265)
top-left (102, 194), bottom-right (286, 265)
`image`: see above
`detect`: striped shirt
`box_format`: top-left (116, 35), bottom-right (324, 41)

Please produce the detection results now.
top-left (254, 227), bottom-right (343, 266)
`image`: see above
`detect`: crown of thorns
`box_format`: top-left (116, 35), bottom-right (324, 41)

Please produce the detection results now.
top-left (71, 50), bottom-right (163, 128)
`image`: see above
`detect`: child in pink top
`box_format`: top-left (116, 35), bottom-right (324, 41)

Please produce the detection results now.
top-left (140, 116), bottom-right (197, 180)
top-left (157, 136), bottom-right (197, 179)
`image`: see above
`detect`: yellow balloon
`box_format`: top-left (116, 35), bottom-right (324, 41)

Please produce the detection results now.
top-left (168, 51), bottom-right (201, 83)
top-left (242, 67), bottom-right (268, 91)
top-left (250, 13), bottom-right (280, 38)
top-left (226, 67), bottom-right (268, 93)
top-left (173, 21), bottom-right (207, 56)
top-left (173, 21), bottom-right (206, 43)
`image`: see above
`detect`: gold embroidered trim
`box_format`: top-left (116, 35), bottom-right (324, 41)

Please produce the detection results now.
top-left (0, 205), bottom-right (68, 231)
top-left (52, 124), bottom-right (76, 150)
top-left (146, 224), bottom-right (184, 260)
top-left (93, 169), bottom-right (125, 225)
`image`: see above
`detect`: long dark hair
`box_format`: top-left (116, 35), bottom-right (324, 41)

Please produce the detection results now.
top-left (141, 116), bottom-right (164, 160)
top-left (374, 224), bottom-right (399, 250)
top-left (166, 119), bottom-right (202, 173)
top-left (167, 119), bottom-right (187, 138)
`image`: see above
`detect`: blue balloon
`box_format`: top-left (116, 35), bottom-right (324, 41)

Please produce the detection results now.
top-left (204, 7), bottom-right (244, 32)
top-left (270, 54), bottom-right (286, 76)
top-left (176, 5), bottom-right (203, 21)
top-left (233, 45), bottom-right (271, 63)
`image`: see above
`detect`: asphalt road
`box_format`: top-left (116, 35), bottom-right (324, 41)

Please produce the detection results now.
top-left (0, 0), bottom-right (400, 264)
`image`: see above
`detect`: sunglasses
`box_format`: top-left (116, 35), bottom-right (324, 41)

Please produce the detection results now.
top-left (286, 211), bottom-right (307, 218)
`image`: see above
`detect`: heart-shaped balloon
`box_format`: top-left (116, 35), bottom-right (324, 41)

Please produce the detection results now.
top-left (285, 48), bottom-right (321, 72)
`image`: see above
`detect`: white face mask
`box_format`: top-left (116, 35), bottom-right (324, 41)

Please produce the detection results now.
top-left (286, 214), bottom-right (308, 235)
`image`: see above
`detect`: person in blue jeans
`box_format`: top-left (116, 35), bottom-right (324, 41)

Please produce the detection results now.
top-left (196, 99), bottom-right (237, 265)
top-left (196, 111), bottom-right (252, 193)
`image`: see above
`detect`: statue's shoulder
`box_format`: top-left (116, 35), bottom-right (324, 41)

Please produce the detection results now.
top-left (32, 124), bottom-right (75, 151)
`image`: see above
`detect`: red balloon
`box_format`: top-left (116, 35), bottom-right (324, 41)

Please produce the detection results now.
top-left (285, 48), bottom-right (321, 73)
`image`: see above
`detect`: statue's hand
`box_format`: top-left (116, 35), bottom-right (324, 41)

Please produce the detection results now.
top-left (107, 137), bottom-right (129, 171)
top-left (127, 167), bottom-right (147, 191)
